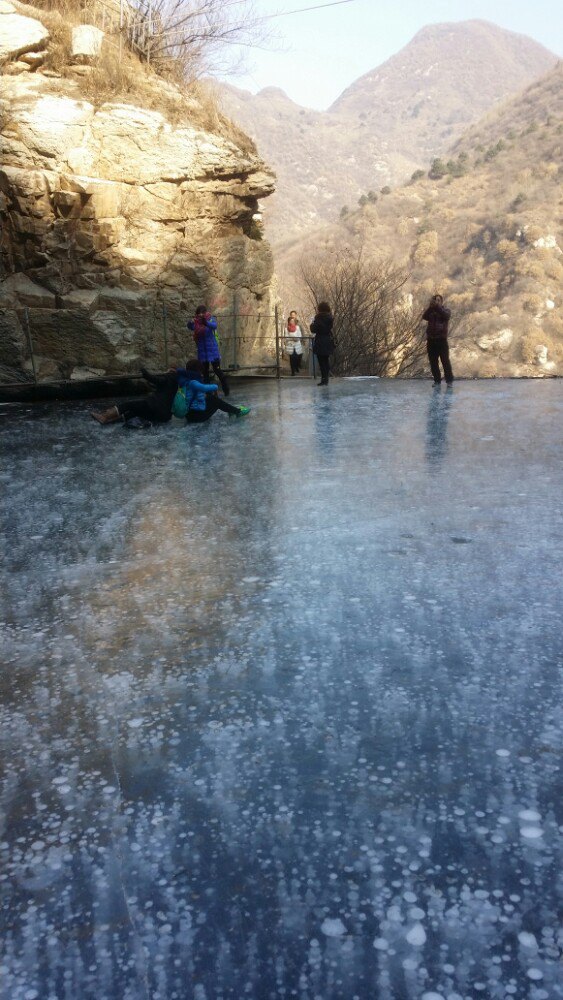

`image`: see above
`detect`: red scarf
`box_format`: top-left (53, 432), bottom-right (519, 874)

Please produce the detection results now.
top-left (193, 313), bottom-right (211, 340)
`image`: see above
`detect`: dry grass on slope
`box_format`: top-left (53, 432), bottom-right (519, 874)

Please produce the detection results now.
top-left (16, 0), bottom-right (257, 149)
top-left (452, 62), bottom-right (563, 156)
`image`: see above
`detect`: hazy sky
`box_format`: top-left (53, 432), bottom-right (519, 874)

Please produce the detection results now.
top-left (222, 0), bottom-right (563, 110)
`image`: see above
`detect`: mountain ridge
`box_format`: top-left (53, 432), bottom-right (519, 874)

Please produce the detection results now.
top-left (217, 20), bottom-right (558, 248)
top-left (275, 62), bottom-right (563, 377)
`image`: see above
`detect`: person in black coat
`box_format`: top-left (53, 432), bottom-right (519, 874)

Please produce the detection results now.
top-left (423, 294), bottom-right (453, 386)
top-left (310, 302), bottom-right (335, 386)
top-left (90, 367), bottom-right (179, 425)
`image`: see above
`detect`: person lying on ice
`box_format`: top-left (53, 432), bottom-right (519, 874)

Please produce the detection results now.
top-left (176, 359), bottom-right (250, 424)
top-left (90, 367), bottom-right (178, 426)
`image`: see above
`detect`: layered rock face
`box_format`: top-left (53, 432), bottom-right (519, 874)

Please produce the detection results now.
top-left (0, 2), bottom-right (276, 383)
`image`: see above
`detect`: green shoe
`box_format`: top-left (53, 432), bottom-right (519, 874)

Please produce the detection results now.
top-left (236, 405), bottom-right (251, 416)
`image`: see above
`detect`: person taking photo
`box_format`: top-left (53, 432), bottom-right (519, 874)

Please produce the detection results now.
top-left (423, 294), bottom-right (453, 387)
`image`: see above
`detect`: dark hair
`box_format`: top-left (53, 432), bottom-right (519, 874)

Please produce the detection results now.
top-left (185, 358), bottom-right (203, 374)
top-left (434, 294), bottom-right (443, 304)
top-left (317, 301), bottom-right (332, 315)
top-left (195, 305), bottom-right (207, 316)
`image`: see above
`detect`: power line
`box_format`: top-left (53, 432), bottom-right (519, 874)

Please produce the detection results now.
top-left (262, 0), bottom-right (358, 19)
top-left (196, 0), bottom-right (358, 13)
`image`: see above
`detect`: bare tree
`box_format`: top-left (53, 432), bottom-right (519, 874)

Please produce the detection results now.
top-left (301, 248), bottom-right (427, 377)
top-left (125, 0), bottom-right (268, 78)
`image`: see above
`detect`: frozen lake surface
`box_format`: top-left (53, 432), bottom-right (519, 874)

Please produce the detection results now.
top-left (1, 379), bottom-right (562, 1000)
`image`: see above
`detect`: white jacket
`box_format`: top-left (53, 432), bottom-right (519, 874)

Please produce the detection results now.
top-left (284, 323), bottom-right (304, 355)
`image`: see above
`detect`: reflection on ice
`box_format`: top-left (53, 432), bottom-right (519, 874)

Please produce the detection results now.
top-left (1, 380), bottom-right (562, 999)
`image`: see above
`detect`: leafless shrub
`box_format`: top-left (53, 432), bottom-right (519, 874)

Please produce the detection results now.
top-left (80, 38), bottom-right (140, 106)
top-left (123, 0), bottom-right (268, 81)
top-left (301, 248), bottom-right (427, 378)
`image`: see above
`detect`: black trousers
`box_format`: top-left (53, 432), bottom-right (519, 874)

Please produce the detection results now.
top-left (119, 399), bottom-right (170, 423)
top-left (202, 360), bottom-right (229, 395)
top-left (290, 351), bottom-right (302, 375)
top-left (427, 338), bottom-right (453, 384)
top-left (186, 395), bottom-right (240, 423)
top-left (316, 355), bottom-right (330, 383)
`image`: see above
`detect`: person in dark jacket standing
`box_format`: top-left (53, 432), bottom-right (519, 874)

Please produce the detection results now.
top-left (311, 302), bottom-right (335, 386)
top-left (90, 367), bottom-right (178, 425)
top-left (423, 294), bottom-right (453, 386)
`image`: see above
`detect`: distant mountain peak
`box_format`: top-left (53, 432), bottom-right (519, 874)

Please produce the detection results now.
top-left (257, 86), bottom-right (292, 101)
top-left (217, 19), bottom-right (557, 256)
top-left (330, 19), bottom-right (557, 114)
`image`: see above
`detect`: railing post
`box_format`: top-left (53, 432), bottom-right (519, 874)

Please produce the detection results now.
top-left (232, 291), bottom-right (238, 371)
top-left (162, 300), bottom-right (169, 368)
top-left (275, 304), bottom-right (281, 379)
top-left (23, 307), bottom-right (38, 384)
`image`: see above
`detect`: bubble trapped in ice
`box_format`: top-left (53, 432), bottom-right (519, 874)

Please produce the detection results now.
top-left (1, 381), bottom-right (562, 999)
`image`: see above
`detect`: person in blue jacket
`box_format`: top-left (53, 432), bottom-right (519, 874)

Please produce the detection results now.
top-left (187, 305), bottom-right (230, 395)
top-left (177, 360), bottom-right (250, 424)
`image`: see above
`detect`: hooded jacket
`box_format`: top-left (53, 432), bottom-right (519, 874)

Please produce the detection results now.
top-left (187, 313), bottom-right (221, 363)
top-left (177, 368), bottom-right (218, 411)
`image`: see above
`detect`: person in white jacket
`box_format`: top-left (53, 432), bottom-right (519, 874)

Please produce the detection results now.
top-left (284, 310), bottom-right (304, 376)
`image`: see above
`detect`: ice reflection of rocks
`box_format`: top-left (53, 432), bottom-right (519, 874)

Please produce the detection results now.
top-left (1, 382), bottom-right (562, 1000)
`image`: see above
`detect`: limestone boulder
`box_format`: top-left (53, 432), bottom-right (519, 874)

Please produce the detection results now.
top-left (19, 93), bottom-right (95, 162)
top-left (1, 272), bottom-right (56, 308)
top-left (0, 306), bottom-right (28, 372)
top-left (534, 345), bottom-right (556, 371)
top-left (71, 25), bottom-right (104, 63)
top-left (0, 2), bottom-right (49, 62)
top-left (25, 355), bottom-right (61, 380)
top-left (70, 365), bottom-right (105, 380)
top-left (60, 175), bottom-right (123, 219)
top-left (19, 48), bottom-right (47, 66)
top-left (61, 289), bottom-right (100, 311)
top-left (478, 328), bottom-right (513, 352)
top-left (4, 60), bottom-right (30, 73)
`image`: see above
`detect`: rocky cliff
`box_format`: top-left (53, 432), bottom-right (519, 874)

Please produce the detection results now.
top-left (0, 1), bottom-right (276, 384)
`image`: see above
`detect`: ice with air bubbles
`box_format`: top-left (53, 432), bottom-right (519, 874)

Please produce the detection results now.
top-left (1, 379), bottom-right (562, 999)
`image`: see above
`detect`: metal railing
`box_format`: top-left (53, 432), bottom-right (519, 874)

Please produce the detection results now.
top-left (0, 302), bottom-right (317, 395)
